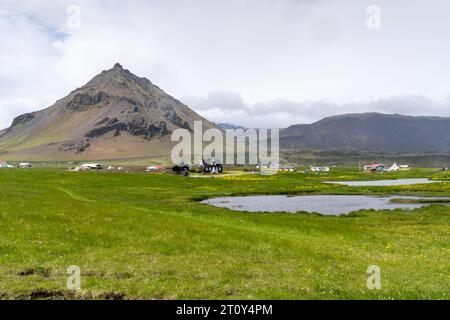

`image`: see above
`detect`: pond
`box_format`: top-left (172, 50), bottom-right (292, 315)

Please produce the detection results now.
top-left (323, 178), bottom-right (438, 187)
top-left (202, 195), bottom-right (448, 216)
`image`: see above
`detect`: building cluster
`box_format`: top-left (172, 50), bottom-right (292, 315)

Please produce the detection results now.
top-left (0, 161), bottom-right (32, 169)
top-left (363, 163), bottom-right (409, 173)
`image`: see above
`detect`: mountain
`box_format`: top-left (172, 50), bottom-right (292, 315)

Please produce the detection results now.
top-left (280, 113), bottom-right (450, 153)
top-left (3, 69), bottom-right (449, 162)
top-left (0, 63), bottom-right (216, 161)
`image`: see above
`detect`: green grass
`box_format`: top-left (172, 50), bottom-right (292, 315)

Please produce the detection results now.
top-left (0, 168), bottom-right (448, 300)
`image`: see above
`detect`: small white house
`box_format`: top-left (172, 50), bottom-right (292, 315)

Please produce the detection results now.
top-left (311, 166), bottom-right (330, 172)
top-left (19, 163), bottom-right (32, 168)
top-left (81, 163), bottom-right (102, 170)
top-left (388, 163), bottom-right (400, 172)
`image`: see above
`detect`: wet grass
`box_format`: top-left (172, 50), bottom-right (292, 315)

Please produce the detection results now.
top-left (390, 198), bottom-right (450, 204)
top-left (0, 168), bottom-right (448, 300)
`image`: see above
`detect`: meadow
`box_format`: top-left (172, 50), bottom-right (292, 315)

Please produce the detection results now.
top-left (0, 167), bottom-right (448, 300)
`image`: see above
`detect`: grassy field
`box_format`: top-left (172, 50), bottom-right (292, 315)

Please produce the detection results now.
top-left (0, 168), bottom-right (448, 300)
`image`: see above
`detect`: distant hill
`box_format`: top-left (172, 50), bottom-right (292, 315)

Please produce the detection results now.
top-left (0, 63), bottom-right (216, 161)
top-left (280, 113), bottom-right (450, 153)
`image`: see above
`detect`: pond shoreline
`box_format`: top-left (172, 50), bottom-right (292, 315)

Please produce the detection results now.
top-left (202, 194), bottom-right (450, 216)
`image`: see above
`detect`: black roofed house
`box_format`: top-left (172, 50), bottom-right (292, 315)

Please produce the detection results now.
top-left (172, 164), bottom-right (191, 176)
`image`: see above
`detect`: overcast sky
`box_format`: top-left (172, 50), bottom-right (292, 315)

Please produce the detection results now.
top-left (1, 0), bottom-right (450, 129)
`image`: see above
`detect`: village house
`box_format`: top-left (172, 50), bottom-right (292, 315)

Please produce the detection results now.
top-left (146, 165), bottom-right (163, 172)
top-left (0, 161), bottom-right (14, 169)
top-left (364, 164), bottom-right (388, 173)
top-left (172, 164), bottom-right (191, 175)
top-left (19, 163), bottom-right (32, 168)
top-left (80, 163), bottom-right (102, 170)
top-left (364, 163), bottom-right (409, 173)
top-left (279, 166), bottom-right (295, 172)
top-left (388, 163), bottom-right (400, 172)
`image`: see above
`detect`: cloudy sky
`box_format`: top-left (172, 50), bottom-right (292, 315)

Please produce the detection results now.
top-left (1, 0), bottom-right (450, 129)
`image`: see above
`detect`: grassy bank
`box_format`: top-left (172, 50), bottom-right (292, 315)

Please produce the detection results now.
top-left (0, 168), bottom-right (448, 300)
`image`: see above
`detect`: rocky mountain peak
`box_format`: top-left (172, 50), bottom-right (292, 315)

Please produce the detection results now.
top-left (0, 65), bottom-right (216, 160)
top-left (113, 62), bottom-right (123, 69)
top-left (82, 63), bottom-right (155, 96)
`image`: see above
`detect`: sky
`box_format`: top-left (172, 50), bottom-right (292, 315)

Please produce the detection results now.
top-left (1, 0), bottom-right (450, 129)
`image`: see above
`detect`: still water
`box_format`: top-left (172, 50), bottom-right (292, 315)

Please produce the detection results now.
top-left (202, 195), bottom-right (447, 216)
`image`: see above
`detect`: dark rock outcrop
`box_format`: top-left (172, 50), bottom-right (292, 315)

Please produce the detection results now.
top-left (85, 117), bottom-right (170, 140)
top-left (61, 139), bottom-right (91, 153)
top-left (164, 108), bottom-right (191, 130)
top-left (66, 91), bottom-right (110, 111)
top-left (11, 112), bottom-right (36, 128)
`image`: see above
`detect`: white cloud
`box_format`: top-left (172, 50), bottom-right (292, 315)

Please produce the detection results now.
top-left (0, 0), bottom-right (450, 129)
top-left (183, 93), bottom-right (450, 128)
